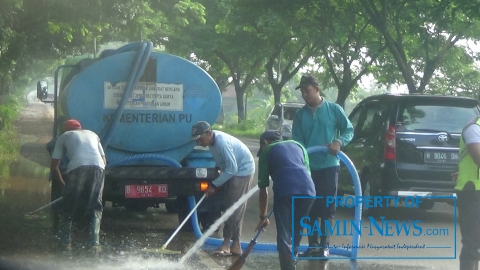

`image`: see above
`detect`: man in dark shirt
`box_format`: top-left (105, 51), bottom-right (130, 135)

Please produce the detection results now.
top-left (255, 131), bottom-right (315, 270)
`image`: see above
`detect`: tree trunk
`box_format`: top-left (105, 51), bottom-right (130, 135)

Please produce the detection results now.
top-left (0, 76), bottom-right (10, 97)
top-left (235, 88), bottom-right (245, 123)
top-left (272, 84), bottom-right (282, 104)
top-left (215, 78), bottom-right (229, 93)
top-left (336, 83), bottom-right (352, 109)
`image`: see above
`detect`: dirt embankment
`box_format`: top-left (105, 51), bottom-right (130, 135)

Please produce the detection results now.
top-left (14, 101), bottom-right (55, 168)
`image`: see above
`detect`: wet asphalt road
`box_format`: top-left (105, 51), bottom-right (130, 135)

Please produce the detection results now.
top-left (237, 138), bottom-right (458, 270)
top-left (0, 102), bottom-right (462, 270)
top-left (0, 102), bottom-right (216, 270)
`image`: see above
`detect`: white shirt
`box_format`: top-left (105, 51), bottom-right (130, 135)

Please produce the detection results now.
top-left (52, 130), bottom-right (105, 173)
top-left (463, 123), bottom-right (480, 145)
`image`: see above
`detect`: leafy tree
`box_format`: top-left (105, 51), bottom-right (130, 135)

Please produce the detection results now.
top-left (298, 0), bottom-right (387, 108)
top-left (219, 0), bottom-right (330, 105)
top-left (359, 0), bottom-right (480, 94)
top-left (164, 0), bottom-right (267, 122)
top-left (427, 45), bottom-right (480, 97)
top-left (0, 0), bottom-right (207, 97)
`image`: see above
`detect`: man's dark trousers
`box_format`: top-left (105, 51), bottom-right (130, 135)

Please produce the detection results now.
top-left (274, 195), bottom-right (314, 270)
top-left (58, 165), bottom-right (104, 247)
top-left (458, 188), bottom-right (480, 270)
top-left (306, 166), bottom-right (339, 250)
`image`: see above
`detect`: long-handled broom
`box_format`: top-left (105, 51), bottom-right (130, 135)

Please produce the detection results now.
top-left (24, 197), bottom-right (63, 218)
top-left (228, 210), bottom-right (274, 270)
top-left (142, 193), bottom-right (207, 255)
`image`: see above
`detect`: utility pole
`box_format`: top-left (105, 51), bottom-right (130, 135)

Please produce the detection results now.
top-left (244, 93), bottom-right (248, 120)
top-left (93, 38), bottom-right (97, 59)
top-left (278, 51), bottom-right (281, 83)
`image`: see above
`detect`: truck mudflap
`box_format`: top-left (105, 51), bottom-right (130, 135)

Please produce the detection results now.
top-left (103, 166), bottom-right (219, 201)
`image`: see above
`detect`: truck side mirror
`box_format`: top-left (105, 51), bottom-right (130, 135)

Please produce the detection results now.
top-left (37, 81), bottom-right (48, 100)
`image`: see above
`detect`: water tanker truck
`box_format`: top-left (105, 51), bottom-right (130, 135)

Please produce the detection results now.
top-left (38, 41), bottom-right (224, 230)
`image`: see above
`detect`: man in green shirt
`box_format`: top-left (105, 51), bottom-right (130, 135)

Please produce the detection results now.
top-left (256, 130), bottom-right (315, 270)
top-left (292, 74), bottom-right (354, 258)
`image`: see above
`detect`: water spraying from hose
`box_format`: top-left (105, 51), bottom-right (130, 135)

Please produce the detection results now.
top-left (179, 186), bottom-right (260, 264)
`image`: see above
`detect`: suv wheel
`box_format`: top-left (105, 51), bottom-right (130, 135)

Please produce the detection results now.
top-left (360, 173), bottom-right (386, 217)
top-left (361, 180), bottom-right (372, 217)
top-left (418, 200), bottom-right (435, 210)
top-left (176, 196), bottom-right (194, 231)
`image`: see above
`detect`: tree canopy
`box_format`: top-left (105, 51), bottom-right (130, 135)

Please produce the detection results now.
top-left (3, 0), bottom-right (480, 119)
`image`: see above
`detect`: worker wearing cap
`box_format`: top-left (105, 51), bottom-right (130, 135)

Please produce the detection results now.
top-left (454, 116), bottom-right (480, 270)
top-left (50, 119), bottom-right (106, 253)
top-left (292, 74), bottom-right (354, 258)
top-left (255, 130), bottom-right (315, 270)
top-left (192, 121), bottom-right (255, 256)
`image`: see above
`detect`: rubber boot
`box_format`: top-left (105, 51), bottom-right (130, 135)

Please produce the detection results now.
top-left (460, 259), bottom-right (479, 270)
top-left (50, 179), bottom-right (62, 236)
top-left (298, 227), bottom-right (321, 256)
top-left (319, 218), bottom-right (334, 258)
top-left (307, 234), bottom-right (320, 247)
top-left (279, 254), bottom-right (296, 270)
top-left (90, 215), bottom-right (102, 251)
top-left (57, 215), bottom-right (72, 253)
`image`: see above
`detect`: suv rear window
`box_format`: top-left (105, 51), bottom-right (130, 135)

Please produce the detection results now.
top-left (283, 107), bottom-right (299, 120)
top-left (271, 104), bottom-right (281, 117)
top-left (399, 99), bottom-right (479, 133)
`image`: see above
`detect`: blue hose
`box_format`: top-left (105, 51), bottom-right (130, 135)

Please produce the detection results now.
top-left (106, 153), bottom-right (182, 168)
top-left (190, 145), bottom-right (362, 259)
top-left (114, 42), bottom-right (144, 54)
top-left (101, 41), bottom-right (153, 149)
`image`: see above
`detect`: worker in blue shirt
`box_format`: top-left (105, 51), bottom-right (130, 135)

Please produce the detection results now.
top-left (292, 74), bottom-right (354, 258)
top-left (256, 130), bottom-right (315, 270)
top-left (192, 121), bottom-right (255, 256)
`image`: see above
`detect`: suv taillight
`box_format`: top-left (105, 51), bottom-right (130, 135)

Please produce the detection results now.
top-left (384, 125), bottom-right (396, 160)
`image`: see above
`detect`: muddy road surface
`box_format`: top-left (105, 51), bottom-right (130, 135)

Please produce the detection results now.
top-left (0, 102), bottom-right (462, 270)
top-left (0, 102), bottom-right (218, 270)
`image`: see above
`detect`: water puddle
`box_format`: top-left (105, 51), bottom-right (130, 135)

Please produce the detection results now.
top-left (0, 156), bottom-right (214, 269)
top-left (180, 186), bottom-right (260, 264)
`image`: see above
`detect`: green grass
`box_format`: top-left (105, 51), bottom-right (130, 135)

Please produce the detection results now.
top-left (212, 124), bottom-right (262, 139)
top-left (0, 96), bottom-right (22, 163)
top-left (0, 127), bottom-right (20, 162)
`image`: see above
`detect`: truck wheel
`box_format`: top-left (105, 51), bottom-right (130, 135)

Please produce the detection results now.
top-left (177, 196), bottom-right (194, 232)
top-left (419, 200), bottom-right (435, 210)
top-left (165, 202), bottom-right (178, 214)
top-left (198, 211), bottom-right (221, 232)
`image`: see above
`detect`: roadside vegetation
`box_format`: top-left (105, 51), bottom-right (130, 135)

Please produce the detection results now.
top-left (1, 0), bottom-right (480, 137)
top-left (0, 95), bottom-right (23, 161)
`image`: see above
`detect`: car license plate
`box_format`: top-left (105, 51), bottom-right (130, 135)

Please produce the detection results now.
top-left (125, 184), bottom-right (168, 198)
top-left (424, 151), bottom-right (459, 164)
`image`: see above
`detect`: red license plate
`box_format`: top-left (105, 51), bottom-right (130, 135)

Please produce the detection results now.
top-left (125, 184), bottom-right (168, 198)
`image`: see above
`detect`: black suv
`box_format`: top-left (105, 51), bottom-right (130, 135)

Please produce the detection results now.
top-left (338, 94), bottom-right (480, 212)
